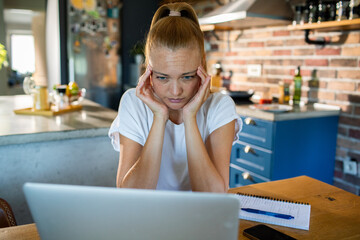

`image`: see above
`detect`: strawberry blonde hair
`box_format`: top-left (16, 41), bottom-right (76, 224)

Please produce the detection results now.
top-left (144, 2), bottom-right (206, 67)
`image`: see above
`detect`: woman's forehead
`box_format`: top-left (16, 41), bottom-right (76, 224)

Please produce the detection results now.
top-left (149, 46), bottom-right (201, 74)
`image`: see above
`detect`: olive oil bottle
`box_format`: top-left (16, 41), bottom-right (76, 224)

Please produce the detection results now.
top-left (293, 66), bottom-right (302, 105)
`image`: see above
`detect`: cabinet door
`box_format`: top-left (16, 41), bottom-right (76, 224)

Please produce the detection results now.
top-left (229, 164), bottom-right (269, 188)
top-left (231, 142), bottom-right (272, 179)
top-left (238, 116), bottom-right (273, 149)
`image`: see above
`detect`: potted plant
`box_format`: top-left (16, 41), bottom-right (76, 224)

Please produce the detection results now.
top-left (0, 43), bottom-right (8, 70)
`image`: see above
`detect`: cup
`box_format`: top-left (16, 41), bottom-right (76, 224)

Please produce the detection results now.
top-left (33, 86), bottom-right (50, 110)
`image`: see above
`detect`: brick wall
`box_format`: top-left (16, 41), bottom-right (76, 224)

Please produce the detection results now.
top-left (194, 3), bottom-right (360, 195)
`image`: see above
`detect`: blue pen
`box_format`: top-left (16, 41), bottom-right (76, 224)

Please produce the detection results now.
top-left (241, 208), bottom-right (294, 220)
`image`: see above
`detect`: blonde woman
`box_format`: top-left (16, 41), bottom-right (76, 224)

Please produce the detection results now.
top-left (109, 2), bottom-right (241, 192)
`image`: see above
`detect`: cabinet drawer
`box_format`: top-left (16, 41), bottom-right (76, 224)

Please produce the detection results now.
top-left (231, 142), bottom-right (272, 178)
top-left (229, 164), bottom-right (269, 188)
top-left (238, 116), bottom-right (273, 149)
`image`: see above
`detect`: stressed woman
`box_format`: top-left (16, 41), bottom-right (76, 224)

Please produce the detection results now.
top-left (108, 2), bottom-right (241, 192)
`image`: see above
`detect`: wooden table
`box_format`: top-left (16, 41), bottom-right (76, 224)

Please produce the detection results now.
top-left (1, 176), bottom-right (359, 240)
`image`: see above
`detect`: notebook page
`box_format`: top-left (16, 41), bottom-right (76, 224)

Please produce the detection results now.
top-left (235, 194), bottom-right (311, 230)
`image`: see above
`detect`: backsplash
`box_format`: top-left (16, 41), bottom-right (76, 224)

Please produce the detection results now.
top-left (194, 2), bottom-right (360, 195)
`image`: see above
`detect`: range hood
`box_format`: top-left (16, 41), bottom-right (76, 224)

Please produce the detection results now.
top-left (198, 0), bottom-right (294, 31)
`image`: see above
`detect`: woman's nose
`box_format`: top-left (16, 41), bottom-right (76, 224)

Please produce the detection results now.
top-left (170, 81), bottom-right (182, 96)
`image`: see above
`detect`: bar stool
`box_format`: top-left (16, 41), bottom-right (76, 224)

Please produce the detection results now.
top-left (0, 198), bottom-right (17, 228)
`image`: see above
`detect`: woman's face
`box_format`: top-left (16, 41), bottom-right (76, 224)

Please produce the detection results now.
top-left (149, 46), bottom-right (202, 111)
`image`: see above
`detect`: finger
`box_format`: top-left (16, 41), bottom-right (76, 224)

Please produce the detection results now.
top-left (197, 66), bottom-right (207, 84)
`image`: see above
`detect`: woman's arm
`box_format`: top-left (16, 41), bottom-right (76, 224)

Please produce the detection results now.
top-left (184, 119), bottom-right (235, 192)
top-left (116, 65), bottom-right (168, 189)
top-left (182, 66), bottom-right (235, 192)
top-left (116, 114), bottom-right (167, 189)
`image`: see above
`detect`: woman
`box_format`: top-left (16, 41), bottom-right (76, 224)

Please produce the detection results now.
top-left (109, 2), bottom-right (241, 192)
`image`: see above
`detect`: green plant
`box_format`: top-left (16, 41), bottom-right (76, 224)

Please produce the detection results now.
top-left (130, 41), bottom-right (145, 57)
top-left (0, 43), bottom-right (8, 70)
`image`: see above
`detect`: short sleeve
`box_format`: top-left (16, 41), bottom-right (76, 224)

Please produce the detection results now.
top-left (206, 93), bottom-right (242, 142)
top-left (108, 89), bottom-right (151, 151)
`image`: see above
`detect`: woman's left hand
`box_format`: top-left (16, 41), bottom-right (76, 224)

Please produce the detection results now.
top-left (183, 66), bottom-right (211, 121)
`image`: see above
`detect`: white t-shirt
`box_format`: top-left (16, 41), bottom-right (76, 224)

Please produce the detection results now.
top-left (108, 88), bottom-right (241, 191)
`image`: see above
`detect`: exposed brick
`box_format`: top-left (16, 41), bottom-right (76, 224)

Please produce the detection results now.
top-left (317, 70), bottom-right (336, 78)
top-left (248, 42), bottom-right (265, 48)
top-left (334, 170), bottom-right (343, 179)
top-left (317, 90), bottom-right (335, 100)
top-left (273, 50), bottom-right (292, 56)
top-left (262, 59), bottom-right (282, 65)
top-left (232, 42), bottom-right (247, 48)
top-left (252, 31), bottom-right (273, 39)
top-left (328, 81), bottom-right (356, 91)
top-left (291, 30), bottom-right (304, 36)
top-left (339, 116), bottom-right (360, 127)
top-left (316, 48), bottom-right (341, 55)
top-left (293, 49), bottom-right (315, 56)
top-left (337, 126), bottom-right (348, 136)
top-left (282, 59), bottom-right (304, 66)
top-left (349, 129), bottom-right (360, 140)
top-left (305, 59), bottom-right (329, 66)
top-left (348, 95), bottom-right (360, 104)
top-left (335, 159), bottom-right (344, 170)
top-left (333, 179), bottom-right (357, 194)
top-left (264, 68), bottom-right (290, 75)
top-left (285, 39), bottom-right (306, 46)
top-left (343, 32), bottom-right (360, 44)
top-left (355, 106), bottom-right (360, 115)
top-left (344, 174), bottom-right (360, 186)
top-left (225, 52), bottom-right (238, 56)
top-left (233, 59), bottom-right (246, 65)
top-left (253, 49), bottom-right (273, 56)
top-left (342, 46), bottom-right (360, 56)
top-left (246, 59), bottom-right (263, 64)
top-left (273, 30), bottom-right (290, 36)
top-left (336, 93), bottom-right (350, 101)
top-left (330, 58), bottom-right (358, 67)
top-left (337, 70), bottom-right (360, 80)
top-left (266, 40), bottom-right (284, 47)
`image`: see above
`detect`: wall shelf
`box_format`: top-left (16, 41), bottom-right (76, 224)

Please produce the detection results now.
top-left (288, 19), bottom-right (360, 32)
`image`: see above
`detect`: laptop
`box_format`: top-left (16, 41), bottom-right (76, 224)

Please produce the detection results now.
top-left (23, 182), bottom-right (239, 240)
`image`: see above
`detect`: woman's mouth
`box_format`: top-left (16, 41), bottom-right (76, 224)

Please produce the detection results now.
top-left (168, 98), bottom-right (184, 103)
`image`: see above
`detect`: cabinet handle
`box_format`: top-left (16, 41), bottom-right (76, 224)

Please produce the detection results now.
top-left (242, 172), bottom-right (257, 183)
top-left (244, 117), bottom-right (255, 125)
top-left (244, 145), bottom-right (255, 154)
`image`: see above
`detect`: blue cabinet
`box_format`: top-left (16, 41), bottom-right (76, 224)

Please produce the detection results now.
top-left (230, 114), bottom-right (339, 188)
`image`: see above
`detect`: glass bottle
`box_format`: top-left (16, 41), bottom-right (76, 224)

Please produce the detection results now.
top-left (292, 66), bottom-right (302, 106)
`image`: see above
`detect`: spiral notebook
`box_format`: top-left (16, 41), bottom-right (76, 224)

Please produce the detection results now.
top-left (235, 193), bottom-right (311, 230)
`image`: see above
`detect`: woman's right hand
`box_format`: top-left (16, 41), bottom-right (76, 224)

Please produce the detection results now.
top-left (136, 65), bottom-right (169, 121)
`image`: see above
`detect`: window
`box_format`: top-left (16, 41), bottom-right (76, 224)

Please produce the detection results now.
top-left (10, 34), bottom-right (35, 74)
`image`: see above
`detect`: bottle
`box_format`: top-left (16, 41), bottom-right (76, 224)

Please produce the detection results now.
top-left (278, 81), bottom-right (285, 104)
top-left (284, 81), bottom-right (290, 104)
top-left (292, 66), bottom-right (302, 105)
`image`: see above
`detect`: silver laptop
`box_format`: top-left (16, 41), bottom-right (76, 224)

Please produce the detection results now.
top-left (23, 182), bottom-right (239, 240)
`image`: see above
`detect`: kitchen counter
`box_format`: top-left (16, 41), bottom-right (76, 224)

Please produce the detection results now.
top-left (236, 103), bottom-right (340, 121)
top-left (0, 95), bottom-right (117, 146)
top-left (0, 95), bottom-right (119, 225)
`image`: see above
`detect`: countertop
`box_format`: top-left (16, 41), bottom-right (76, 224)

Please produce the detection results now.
top-left (236, 103), bottom-right (341, 121)
top-left (0, 95), bottom-right (117, 146)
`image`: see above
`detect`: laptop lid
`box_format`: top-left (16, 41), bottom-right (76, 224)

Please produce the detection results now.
top-left (23, 182), bottom-right (239, 240)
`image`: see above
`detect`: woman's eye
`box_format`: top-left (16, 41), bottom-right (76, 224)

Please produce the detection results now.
top-left (156, 76), bottom-right (167, 81)
top-left (183, 75), bottom-right (196, 80)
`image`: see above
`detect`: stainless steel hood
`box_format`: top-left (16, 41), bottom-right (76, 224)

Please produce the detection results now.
top-left (198, 0), bottom-right (294, 30)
